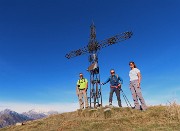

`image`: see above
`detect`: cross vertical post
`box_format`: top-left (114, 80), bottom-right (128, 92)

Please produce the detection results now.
top-left (87, 22), bottom-right (102, 108)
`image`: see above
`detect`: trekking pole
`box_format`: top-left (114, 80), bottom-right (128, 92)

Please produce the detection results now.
top-left (122, 91), bottom-right (129, 107)
top-left (120, 89), bottom-right (133, 108)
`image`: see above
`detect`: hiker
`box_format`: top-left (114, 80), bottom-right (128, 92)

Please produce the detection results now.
top-left (101, 69), bottom-right (123, 107)
top-left (76, 73), bottom-right (88, 109)
top-left (129, 61), bottom-right (147, 110)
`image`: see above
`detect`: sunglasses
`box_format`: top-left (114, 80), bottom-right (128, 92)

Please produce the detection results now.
top-left (110, 72), bottom-right (115, 74)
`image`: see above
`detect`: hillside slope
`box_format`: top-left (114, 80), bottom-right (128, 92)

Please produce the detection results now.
top-left (1, 104), bottom-right (180, 131)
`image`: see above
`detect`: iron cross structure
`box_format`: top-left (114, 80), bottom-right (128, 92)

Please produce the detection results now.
top-left (65, 22), bottom-right (133, 108)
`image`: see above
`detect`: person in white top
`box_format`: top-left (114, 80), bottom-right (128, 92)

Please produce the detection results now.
top-left (129, 61), bottom-right (147, 111)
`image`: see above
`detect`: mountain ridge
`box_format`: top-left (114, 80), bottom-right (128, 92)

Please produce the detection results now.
top-left (0, 109), bottom-right (58, 128)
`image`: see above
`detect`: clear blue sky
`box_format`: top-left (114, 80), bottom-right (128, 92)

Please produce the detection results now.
top-left (0, 0), bottom-right (180, 112)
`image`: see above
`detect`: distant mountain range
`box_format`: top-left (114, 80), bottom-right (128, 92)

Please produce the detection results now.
top-left (0, 109), bottom-right (58, 128)
top-left (22, 109), bottom-right (58, 120)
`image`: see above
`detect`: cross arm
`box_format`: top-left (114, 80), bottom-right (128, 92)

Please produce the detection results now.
top-left (97, 31), bottom-right (133, 50)
top-left (65, 45), bottom-right (89, 59)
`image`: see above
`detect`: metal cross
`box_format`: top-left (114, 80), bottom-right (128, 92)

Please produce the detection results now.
top-left (65, 22), bottom-right (133, 108)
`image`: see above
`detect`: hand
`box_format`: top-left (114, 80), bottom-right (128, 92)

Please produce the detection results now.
top-left (118, 84), bottom-right (121, 87)
top-left (76, 92), bottom-right (79, 96)
top-left (83, 89), bottom-right (87, 94)
top-left (137, 83), bottom-right (140, 88)
top-left (76, 89), bottom-right (79, 96)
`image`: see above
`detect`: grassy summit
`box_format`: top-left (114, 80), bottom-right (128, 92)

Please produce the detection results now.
top-left (1, 103), bottom-right (180, 131)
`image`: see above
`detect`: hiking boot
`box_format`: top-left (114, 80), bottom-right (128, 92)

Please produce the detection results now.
top-left (140, 105), bottom-right (143, 111)
top-left (109, 102), bottom-right (112, 106)
top-left (118, 102), bottom-right (122, 107)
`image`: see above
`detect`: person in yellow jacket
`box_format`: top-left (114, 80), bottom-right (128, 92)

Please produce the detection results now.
top-left (76, 73), bottom-right (88, 109)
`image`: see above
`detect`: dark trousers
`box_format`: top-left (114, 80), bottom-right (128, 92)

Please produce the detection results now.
top-left (109, 87), bottom-right (122, 107)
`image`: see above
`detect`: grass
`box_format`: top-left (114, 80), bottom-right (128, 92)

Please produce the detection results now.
top-left (1, 103), bottom-right (180, 131)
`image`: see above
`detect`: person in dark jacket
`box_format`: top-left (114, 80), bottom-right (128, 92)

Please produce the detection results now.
top-left (102, 69), bottom-right (123, 107)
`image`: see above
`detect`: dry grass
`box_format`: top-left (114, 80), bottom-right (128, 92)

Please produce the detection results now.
top-left (1, 104), bottom-right (180, 131)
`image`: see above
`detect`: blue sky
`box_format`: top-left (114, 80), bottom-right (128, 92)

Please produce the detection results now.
top-left (0, 0), bottom-right (180, 112)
